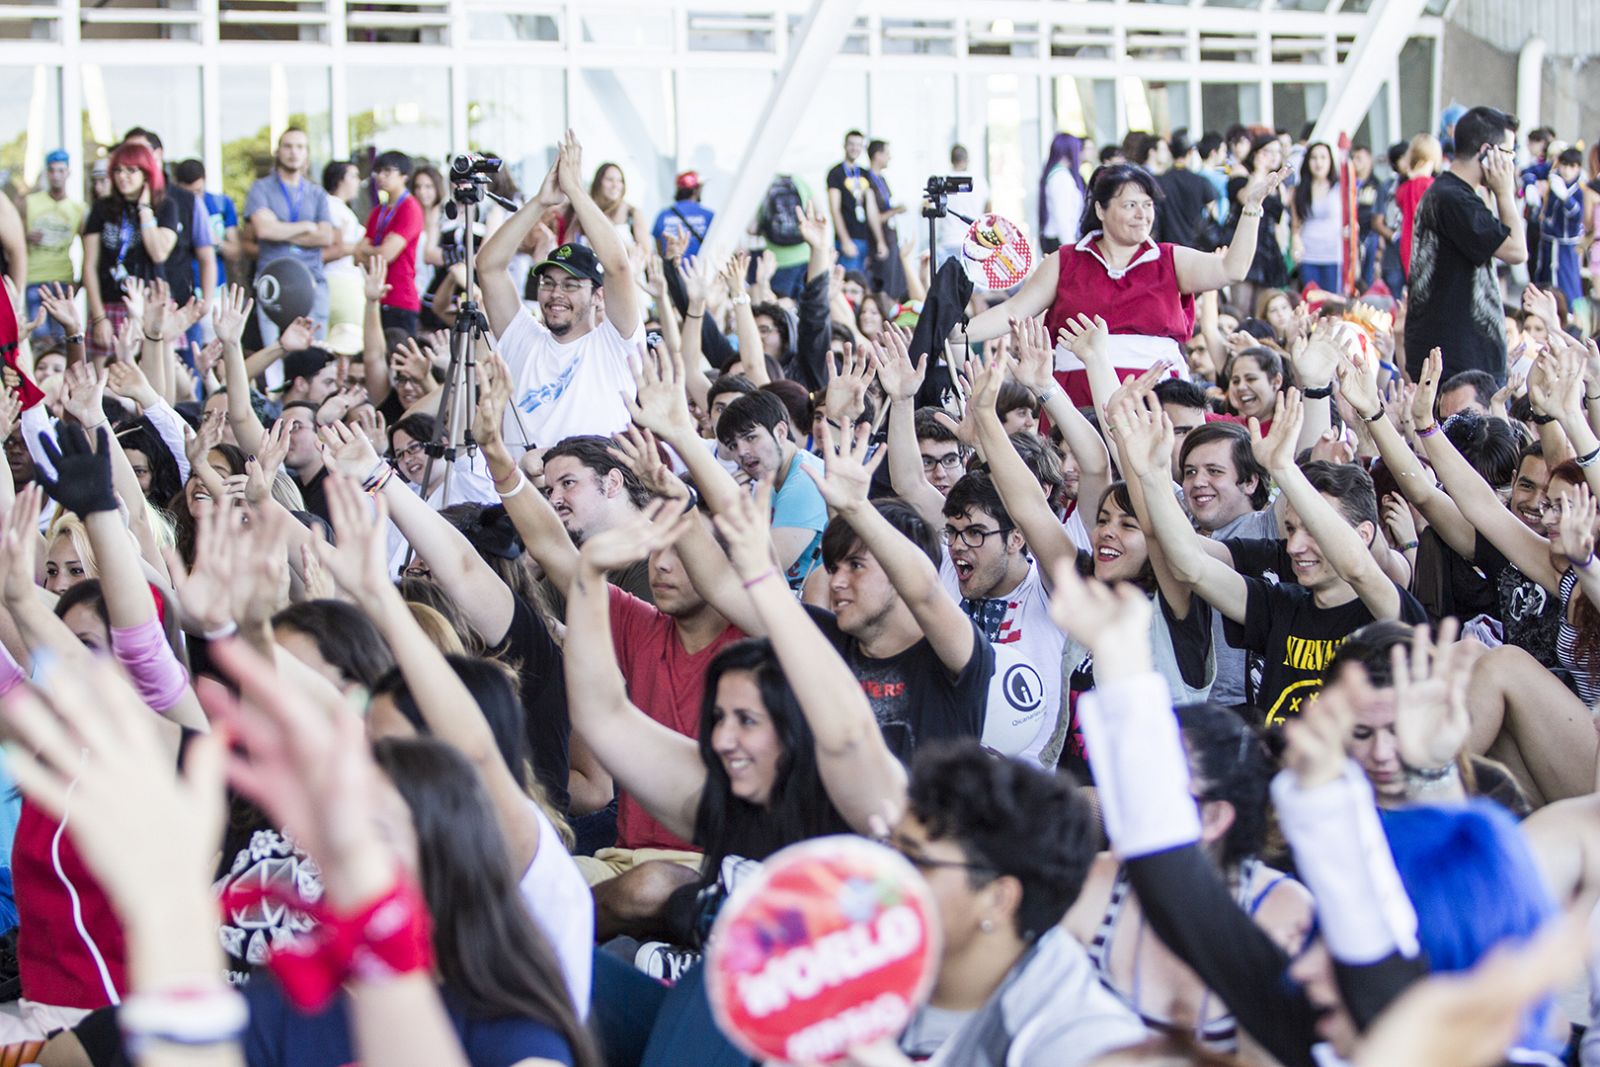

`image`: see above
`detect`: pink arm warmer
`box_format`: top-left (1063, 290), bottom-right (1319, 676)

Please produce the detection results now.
top-left (109, 618), bottom-right (190, 713)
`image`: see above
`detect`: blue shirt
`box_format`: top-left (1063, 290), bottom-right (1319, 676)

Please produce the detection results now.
top-left (245, 174), bottom-right (332, 280)
top-left (651, 201), bottom-right (714, 257)
top-left (245, 977), bottom-right (575, 1067)
top-left (194, 191), bottom-right (238, 287)
top-left (771, 449), bottom-right (827, 590)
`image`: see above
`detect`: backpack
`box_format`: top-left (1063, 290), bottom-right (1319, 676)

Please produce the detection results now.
top-left (759, 176), bottom-right (804, 247)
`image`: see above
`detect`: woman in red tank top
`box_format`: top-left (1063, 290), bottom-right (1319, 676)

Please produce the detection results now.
top-left (963, 163), bottom-right (1288, 407)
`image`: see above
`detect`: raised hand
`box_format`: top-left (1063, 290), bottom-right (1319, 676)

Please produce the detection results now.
top-left (212, 283), bottom-right (254, 346)
top-left (720, 251), bottom-right (750, 297)
top-left (1282, 673), bottom-right (1356, 790)
top-left (165, 500), bottom-right (244, 633)
top-left (120, 276), bottom-right (147, 325)
top-left (37, 423), bottom-right (117, 517)
top-left (796, 200), bottom-right (830, 250)
top-left (59, 362), bottom-right (109, 429)
top-left (164, 295), bottom-right (207, 342)
top-left (318, 420), bottom-right (382, 481)
top-left (1008, 316), bottom-right (1056, 395)
top-left (823, 342), bottom-right (875, 423)
top-left (681, 255), bottom-right (716, 307)
top-left (804, 421), bottom-right (884, 517)
top-left (662, 226), bottom-right (690, 265)
top-left (1243, 164), bottom-right (1292, 207)
top-left (279, 316), bottom-right (316, 353)
top-left (1555, 484), bottom-right (1598, 565)
top-left (1058, 313), bottom-right (1110, 368)
top-left (1412, 347), bottom-right (1443, 429)
top-left (554, 128), bottom-right (584, 197)
top-left (1250, 389), bottom-right (1305, 472)
top-left (1107, 391), bottom-right (1174, 480)
top-left (472, 350), bottom-right (513, 449)
top-left (1391, 619), bottom-right (1482, 773)
top-left (391, 337), bottom-right (435, 398)
top-left (712, 476), bottom-right (778, 581)
top-left (1382, 494), bottom-right (1420, 550)
top-left (141, 279), bottom-right (169, 342)
top-left (360, 255), bottom-right (391, 304)
top-left (0, 389), bottom-right (21, 445)
top-left (579, 495), bottom-right (696, 574)
top-left (318, 384), bottom-right (368, 425)
top-left (1521, 283), bottom-right (1561, 331)
top-left (1289, 319), bottom-right (1357, 391)
top-left (185, 407), bottom-right (226, 473)
top-left (315, 472), bottom-right (397, 606)
top-left (624, 341), bottom-right (696, 440)
top-left (246, 419), bottom-right (292, 504)
top-left (36, 282), bottom-right (81, 336)
top-left (1, 485), bottom-right (44, 606)
top-left (608, 424), bottom-right (686, 500)
top-left (869, 326), bottom-right (927, 403)
top-left (1335, 336), bottom-right (1383, 420)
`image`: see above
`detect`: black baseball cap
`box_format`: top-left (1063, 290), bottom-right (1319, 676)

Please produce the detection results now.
top-left (533, 243), bottom-right (604, 286)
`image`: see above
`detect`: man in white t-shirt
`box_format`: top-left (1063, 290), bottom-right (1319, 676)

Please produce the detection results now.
top-left (475, 131), bottom-right (643, 450)
top-left (935, 471), bottom-right (1063, 765)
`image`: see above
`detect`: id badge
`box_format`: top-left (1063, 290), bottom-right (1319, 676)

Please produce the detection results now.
top-left (110, 262), bottom-right (129, 287)
top-left (854, 202), bottom-right (866, 224)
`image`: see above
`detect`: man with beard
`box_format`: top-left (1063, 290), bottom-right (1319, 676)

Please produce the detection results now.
top-left (475, 130), bottom-right (641, 451)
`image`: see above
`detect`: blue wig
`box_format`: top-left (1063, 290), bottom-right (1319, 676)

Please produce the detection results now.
top-left (1381, 800), bottom-right (1559, 1053)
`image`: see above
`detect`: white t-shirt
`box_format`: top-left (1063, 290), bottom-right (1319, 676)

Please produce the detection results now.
top-left (495, 309), bottom-right (642, 449)
top-left (518, 802), bottom-right (594, 1018)
top-left (324, 197), bottom-right (365, 279)
top-left (939, 555), bottom-right (1064, 765)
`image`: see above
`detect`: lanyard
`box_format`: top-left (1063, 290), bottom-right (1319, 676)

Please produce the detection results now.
top-left (375, 190), bottom-right (408, 241)
top-left (276, 175), bottom-right (306, 224)
top-left (115, 209), bottom-right (136, 265)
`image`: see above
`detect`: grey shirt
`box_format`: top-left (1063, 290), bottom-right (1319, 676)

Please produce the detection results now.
top-left (244, 173), bottom-right (331, 280)
top-left (1206, 504), bottom-right (1279, 707)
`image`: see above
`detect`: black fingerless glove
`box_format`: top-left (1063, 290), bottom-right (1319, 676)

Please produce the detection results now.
top-left (37, 423), bottom-right (118, 517)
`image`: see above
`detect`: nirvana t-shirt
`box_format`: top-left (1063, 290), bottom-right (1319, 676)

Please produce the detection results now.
top-left (826, 161), bottom-right (874, 243)
top-left (84, 197), bottom-right (183, 303)
top-left (245, 978), bottom-right (574, 1067)
top-left (1403, 171), bottom-right (1512, 380)
top-left (1475, 532), bottom-right (1561, 668)
top-left (1225, 577), bottom-right (1427, 726)
top-left (805, 605), bottom-right (992, 762)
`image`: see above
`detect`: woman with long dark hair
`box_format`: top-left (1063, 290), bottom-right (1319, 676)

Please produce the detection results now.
top-left (1226, 133), bottom-right (1289, 314)
top-left (81, 141), bottom-right (180, 358)
top-left (1040, 133), bottom-right (1088, 254)
top-left (565, 162), bottom-right (649, 249)
top-left (1290, 142), bottom-right (1343, 293)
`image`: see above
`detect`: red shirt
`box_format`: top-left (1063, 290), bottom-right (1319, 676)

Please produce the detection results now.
top-left (14, 801), bottom-right (125, 1009)
top-left (1395, 175), bottom-right (1434, 278)
top-left (609, 586), bottom-right (746, 852)
top-left (1044, 237), bottom-right (1195, 407)
top-left (364, 193), bottom-right (424, 312)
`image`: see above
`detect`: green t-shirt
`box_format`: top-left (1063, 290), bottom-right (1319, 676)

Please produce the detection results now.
top-left (760, 175), bottom-right (813, 269)
top-left (26, 191), bottom-right (85, 284)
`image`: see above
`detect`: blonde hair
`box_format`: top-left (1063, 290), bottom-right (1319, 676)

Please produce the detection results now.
top-left (271, 471), bottom-right (306, 514)
top-left (407, 601), bottom-right (466, 656)
top-left (45, 515), bottom-right (99, 582)
top-left (1402, 133), bottom-right (1443, 178)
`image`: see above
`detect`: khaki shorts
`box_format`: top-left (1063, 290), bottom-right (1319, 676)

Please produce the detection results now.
top-left (573, 847), bottom-right (702, 887)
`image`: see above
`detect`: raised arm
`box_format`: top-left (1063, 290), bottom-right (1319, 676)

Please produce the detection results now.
top-left (1111, 394), bottom-right (1251, 622)
top-left (1535, 332), bottom-right (1600, 499)
top-left (210, 284), bottom-right (266, 456)
top-left (1009, 314), bottom-right (1112, 516)
top-left (554, 131), bottom-right (639, 336)
top-left (716, 478), bottom-right (906, 832)
top-left (1335, 341), bottom-right (1476, 556)
top-left (1173, 166), bottom-right (1288, 293)
top-left (360, 258), bottom-right (394, 409)
top-left (566, 504), bottom-right (708, 840)
top-left (1256, 389), bottom-right (1400, 619)
top-left (808, 421), bottom-right (976, 674)
top-left (1481, 148), bottom-right (1528, 266)
top-left (1415, 348), bottom-right (1560, 591)
top-left (874, 328), bottom-right (945, 527)
top-left (960, 253), bottom-right (1058, 343)
top-left (624, 337), bottom-right (746, 518)
top-left (477, 153), bottom-right (563, 337)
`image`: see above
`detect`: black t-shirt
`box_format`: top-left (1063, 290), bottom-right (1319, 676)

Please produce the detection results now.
top-left (1354, 175), bottom-right (1380, 236)
top-left (1403, 172), bottom-right (1510, 381)
top-left (1410, 527), bottom-right (1495, 624)
top-left (826, 162), bottom-right (873, 243)
top-left (84, 196), bottom-right (183, 304)
top-left (1059, 590), bottom-right (1213, 782)
top-left (1224, 576), bottom-right (1427, 726)
top-left (1221, 536), bottom-right (1295, 585)
top-left (1474, 531), bottom-right (1561, 668)
top-left (295, 466), bottom-right (330, 523)
top-left (804, 604), bottom-right (991, 761)
top-left (1155, 168), bottom-right (1215, 249)
top-left (214, 795), bottom-right (319, 988)
top-left (490, 593), bottom-right (572, 813)
top-left (164, 184), bottom-right (200, 306)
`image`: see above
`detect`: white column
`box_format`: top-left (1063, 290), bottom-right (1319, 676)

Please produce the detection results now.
top-left (696, 0), bottom-right (862, 266)
top-left (1310, 0), bottom-right (1431, 144)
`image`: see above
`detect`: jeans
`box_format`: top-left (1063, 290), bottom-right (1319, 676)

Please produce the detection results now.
top-left (24, 283), bottom-right (66, 343)
top-left (835, 237), bottom-right (867, 273)
top-left (769, 262), bottom-right (807, 300)
top-left (1298, 260), bottom-right (1343, 293)
top-left (1358, 233), bottom-right (1380, 290)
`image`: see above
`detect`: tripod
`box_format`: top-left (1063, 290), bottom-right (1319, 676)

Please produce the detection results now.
top-left (921, 174), bottom-right (975, 406)
top-left (404, 159), bottom-right (520, 564)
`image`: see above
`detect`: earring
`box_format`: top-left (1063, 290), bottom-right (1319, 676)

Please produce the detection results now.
top-left (979, 918), bottom-right (995, 933)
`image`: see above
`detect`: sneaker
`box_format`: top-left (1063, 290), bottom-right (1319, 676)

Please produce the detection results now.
top-left (634, 940), bottom-right (701, 983)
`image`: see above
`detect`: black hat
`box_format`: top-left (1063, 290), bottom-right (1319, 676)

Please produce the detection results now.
top-left (533, 243), bottom-right (604, 286)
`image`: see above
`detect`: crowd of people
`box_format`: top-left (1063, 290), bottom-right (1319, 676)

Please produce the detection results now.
top-left (0, 96), bottom-right (1594, 1067)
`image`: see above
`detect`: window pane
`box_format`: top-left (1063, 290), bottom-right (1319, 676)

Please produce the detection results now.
top-left (1054, 76), bottom-right (1114, 148)
top-left (347, 64), bottom-right (451, 165)
top-left (1201, 82), bottom-right (1262, 132)
top-left (969, 73), bottom-right (1041, 235)
top-left (1398, 37), bottom-right (1434, 146)
top-left (687, 11), bottom-right (774, 52)
top-left (570, 67), bottom-right (675, 224)
top-left (871, 70), bottom-right (957, 250)
top-left (81, 64), bottom-right (203, 167)
top-left (1272, 82), bottom-right (1326, 139)
top-left (467, 12), bottom-right (558, 42)
top-left (0, 64), bottom-right (61, 193)
top-left (777, 68), bottom-right (866, 200)
top-left (218, 65), bottom-right (333, 208)
top-left (580, 10), bottom-right (670, 47)
top-left (467, 67), bottom-right (566, 194)
top-left (1125, 77), bottom-right (1191, 139)
top-left (677, 68), bottom-right (772, 202)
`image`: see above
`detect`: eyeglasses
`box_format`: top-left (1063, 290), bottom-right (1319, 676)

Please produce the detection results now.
top-left (393, 441), bottom-right (426, 460)
top-left (922, 451), bottom-right (965, 473)
top-left (535, 276), bottom-right (591, 294)
top-left (876, 833), bottom-right (996, 876)
top-left (942, 524), bottom-right (1012, 548)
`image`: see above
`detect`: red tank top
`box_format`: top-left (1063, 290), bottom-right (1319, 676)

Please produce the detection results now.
top-left (13, 800), bottom-right (126, 1009)
top-left (1043, 237), bottom-right (1196, 406)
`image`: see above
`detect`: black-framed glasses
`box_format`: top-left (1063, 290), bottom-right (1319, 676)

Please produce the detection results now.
top-left (393, 441), bottom-right (426, 460)
top-left (942, 524), bottom-right (1012, 548)
top-left (922, 451), bottom-right (965, 473)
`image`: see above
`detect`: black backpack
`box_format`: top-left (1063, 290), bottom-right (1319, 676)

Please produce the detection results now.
top-left (759, 176), bottom-right (804, 247)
